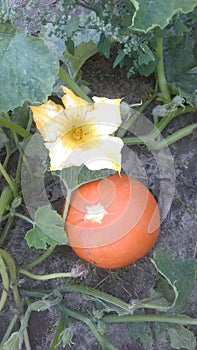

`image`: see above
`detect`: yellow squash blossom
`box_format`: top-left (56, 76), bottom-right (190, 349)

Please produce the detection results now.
top-left (30, 86), bottom-right (123, 172)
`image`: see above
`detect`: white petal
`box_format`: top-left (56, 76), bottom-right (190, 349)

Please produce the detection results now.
top-left (46, 136), bottom-right (123, 172)
top-left (83, 137), bottom-right (123, 171)
top-left (87, 102), bottom-right (121, 135)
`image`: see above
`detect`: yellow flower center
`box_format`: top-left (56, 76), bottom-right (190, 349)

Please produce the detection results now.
top-left (72, 127), bottom-right (83, 140)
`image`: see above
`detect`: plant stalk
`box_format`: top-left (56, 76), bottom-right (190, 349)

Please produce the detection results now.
top-left (0, 117), bottom-right (31, 138)
top-left (14, 212), bottom-right (34, 225)
top-left (19, 268), bottom-right (73, 281)
top-left (23, 246), bottom-right (56, 271)
top-left (0, 314), bottom-right (19, 346)
top-left (103, 313), bottom-right (197, 326)
top-left (155, 36), bottom-right (171, 102)
top-left (0, 249), bottom-right (22, 310)
top-left (123, 105), bottom-right (197, 149)
top-left (0, 162), bottom-right (17, 197)
top-left (59, 67), bottom-right (92, 104)
top-left (58, 304), bottom-right (118, 350)
top-left (117, 93), bottom-right (156, 138)
top-left (0, 255), bottom-right (9, 311)
top-left (59, 284), bottom-right (132, 313)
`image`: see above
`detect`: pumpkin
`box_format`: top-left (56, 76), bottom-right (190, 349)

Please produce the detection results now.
top-left (64, 173), bottom-right (160, 269)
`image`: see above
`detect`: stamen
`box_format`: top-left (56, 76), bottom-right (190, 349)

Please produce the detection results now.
top-left (72, 127), bottom-right (83, 140)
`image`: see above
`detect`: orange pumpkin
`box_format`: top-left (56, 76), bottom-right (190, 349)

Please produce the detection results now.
top-left (65, 173), bottom-right (160, 269)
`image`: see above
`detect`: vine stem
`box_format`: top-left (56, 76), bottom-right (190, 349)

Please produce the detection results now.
top-left (117, 93), bottom-right (157, 139)
top-left (0, 215), bottom-right (14, 246)
top-left (14, 212), bottom-right (34, 225)
top-left (0, 314), bottom-right (19, 346)
top-left (149, 122), bottom-right (197, 150)
top-left (58, 284), bottom-right (132, 313)
top-left (62, 189), bottom-right (72, 221)
top-left (122, 105), bottom-right (197, 149)
top-left (19, 268), bottom-right (73, 281)
top-left (20, 285), bottom-right (132, 314)
top-left (0, 162), bottom-right (17, 197)
top-left (0, 255), bottom-right (9, 311)
top-left (155, 36), bottom-right (171, 103)
top-left (23, 329), bottom-right (31, 350)
top-left (103, 313), bottom-right (197, 326)
top-left (0, 117), bottom-right (31, 139)
top-left (20, 288), bottom-right (197, 328)
top-left (59, 67), bottom-right (92, 104)
top-left (23, 246), bottom-right (56, 271)
top-left (58, 304), bottom-right (118, 350)
top-left (0, 249), bottom-right (22, 310)
top-left (149, 105), bottom-right (196, 139)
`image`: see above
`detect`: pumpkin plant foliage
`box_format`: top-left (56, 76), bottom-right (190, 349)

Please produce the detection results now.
top-left (0, 23), bottom-right (59, 112)
top-left (128, 250), bottom-right (197, 350)
top-left (0, 2), bottom-right (197, 349)
top-left (130, 0), bottom-right (197, 32)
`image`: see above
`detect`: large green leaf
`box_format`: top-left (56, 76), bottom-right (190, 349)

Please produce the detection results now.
top-left (168, 325), bottom-right (196, 350)
top-left (165, 32), bottom-right (197, 105)
top-left (152, 250), bottom-right (197, 313)
top-left (156, 323), bottom-right (196, 350)
top-left (129, 322), bottom-right (196, 350)
top-left (25, 205), bottom-right (67, 249)
top-left (130, 0), bottom-right (197, 32)
top-left (128, 322), bottom-right (153, 350)
top-left (58, 166), bottom-right (115, 192)
top-left (0, 23), bottom-right (59, 112)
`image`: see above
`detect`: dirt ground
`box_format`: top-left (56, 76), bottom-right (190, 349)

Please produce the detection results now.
top-left (0, 2), bottom-right (197, 349)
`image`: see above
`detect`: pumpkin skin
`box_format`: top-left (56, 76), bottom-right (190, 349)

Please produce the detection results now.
top-left (65, 173), bottom-right (160, 269)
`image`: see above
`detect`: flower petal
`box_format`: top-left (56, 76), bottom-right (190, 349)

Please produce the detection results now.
top-left (82, 137), bottom-right (123, 171)
top-left (47, 135), bottom-right (123, 172)
top-left (31, 100), bottom-right (66, 142)
top-left (92, 96), bottom-right (122, 105)
top-left (61, 86), bottom-right (89, 109)
top-left (31, 87), bottom-right (123, 172)
top-left (88, 97), bottom-right (122, 135)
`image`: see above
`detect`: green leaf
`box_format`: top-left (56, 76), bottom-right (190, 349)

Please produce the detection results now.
top-left (128, 322), bottom-right (153, 350)
top-left (128, 322), bottom-right (196, 350)
top-left (97, 33), bottom-right (112, 58)
top-left (113, 50), bottom-right (125, 68)
top-left (154, 323), bottom-right (169, 344)
top-left (25, 205), bottom-right (67, 249)
top-left (25, 226), bottom-right (58, 250)
top-left (138, 56), bottom-right (160, 76)
top-left (165, 32), bottom-right (197, 105)
top-left (168, 324), bottom-right (196, 350)
top-left (152, 250), bottom-right (197, 313)
top-left (58, 165), bottom-right (116, 192)
top-left (155, 323), bottom-right (196, 350)
top-left (138, 43), bottom-right (155, 65)
top-left (137, 43), bottom-right (159, 76)
top-left (66, 37), bottom-right (75, 56)
top-left (10, 102), bottom-right (31, 129)
top-left (130, 0), bottom-right (197, 32)
top-left (0, 23), bottom-right (59, 112)
top-left (2, 331), bottom-right (21, 350)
